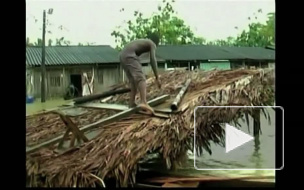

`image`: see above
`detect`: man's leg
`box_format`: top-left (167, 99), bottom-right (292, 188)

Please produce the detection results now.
top-left (132, 64), bottom-right (154, 115)
top-left (129, 79), bottom-right (137, 108)
top-left (121, 58), bottom-right (137, 108)
top-left (137, 80), bottom-right (155, 114)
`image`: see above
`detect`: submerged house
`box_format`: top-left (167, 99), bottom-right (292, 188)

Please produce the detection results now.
top-left (26, 46), bottom-right (121, 98)
top-left (154, 45), bottom-right (275, 71)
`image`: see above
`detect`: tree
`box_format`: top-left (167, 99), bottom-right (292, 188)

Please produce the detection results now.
top-left (206, 10), bottom-right (275, 47)
top-left (111, 0), bottom-right (205, 49)
top-left (234, 10), bottom-right (275, 47)
top-left (207, 36), bottom-right (236, 46)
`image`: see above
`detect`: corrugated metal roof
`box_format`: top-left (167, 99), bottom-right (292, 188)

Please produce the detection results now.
top-left (156, 45), bottom-right (247, 61)
top-left (138, 52), bottom-right (166, 64)
top-left (220, 46), bottom-right (275, 61)
top-left (156, 45), bottom-right (240, 61)
top-left (156, 45), bottom-right (275, 61)
top-left (26, 45), bottom-right (120, 66)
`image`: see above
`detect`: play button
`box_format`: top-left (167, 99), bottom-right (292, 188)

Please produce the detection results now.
top-left (225, 123), bottom-right (254, 153)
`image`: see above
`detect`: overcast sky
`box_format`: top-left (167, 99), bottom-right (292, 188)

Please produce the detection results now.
top-left (26, 0), bottom-right (275, 47)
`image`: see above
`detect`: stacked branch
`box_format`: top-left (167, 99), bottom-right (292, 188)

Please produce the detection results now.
top-left (26, 69), bottom-right (275, 187)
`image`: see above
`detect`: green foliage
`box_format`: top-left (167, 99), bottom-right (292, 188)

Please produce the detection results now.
top-left (234, 10), bottom-right (275, 47)
top-left (112, 2), bottom-right (275, 48)
top-left (111, 0), bottom-right (205, 49)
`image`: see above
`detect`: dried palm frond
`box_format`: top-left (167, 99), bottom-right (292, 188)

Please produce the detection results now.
top-left (26, 69), bottom-right (275, 187)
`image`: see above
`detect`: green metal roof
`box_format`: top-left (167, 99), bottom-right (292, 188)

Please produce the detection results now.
top-left (138, 52), bottom-right (166, 64)
top-left (156, 45), bottom-right (242, 61)
top-left (26, 45), bottom-right (120, 66)
top-left (220, 46), bottom-right (275, 61)
top-left (156, 45), bottom-right (275, 61)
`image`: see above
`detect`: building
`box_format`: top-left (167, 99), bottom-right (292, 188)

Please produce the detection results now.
top-left (26, 44), bottom-right (275, 99)
top-left (219, 46), bottom-right (275, 69)
top-left (155, 45), bottom-right (275, 71)
top-left (26, 46), bottom-right (121, 98)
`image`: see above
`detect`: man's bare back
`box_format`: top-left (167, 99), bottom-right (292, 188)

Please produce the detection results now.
top-left (120, 38), bottom-right (161, 114)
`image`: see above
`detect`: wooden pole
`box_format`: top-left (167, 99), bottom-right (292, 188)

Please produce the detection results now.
top-left (41, 10), bottom-right (46, 102)
top-left (74, 88), bottom-right (130, 104)
top-left (171, 79), bottom-right (191, 111)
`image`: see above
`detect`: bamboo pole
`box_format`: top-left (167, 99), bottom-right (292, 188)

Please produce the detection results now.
top-left (171, 79), bottom-right (191, 111)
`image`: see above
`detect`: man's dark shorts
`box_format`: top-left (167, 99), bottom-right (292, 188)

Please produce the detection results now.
top-left (120, 55), bottom-right (146, 86)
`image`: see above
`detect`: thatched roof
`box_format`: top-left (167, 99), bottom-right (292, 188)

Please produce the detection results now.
top-left (26, 108), bottom-right (118, 146)
top-left (26, 69), bottom-right (274, 187)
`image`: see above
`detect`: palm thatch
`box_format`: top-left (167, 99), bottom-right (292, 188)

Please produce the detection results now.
top-left (26, 69), bottom-right (275, 187)
top-left (26, 108), bottom-right (118, 146)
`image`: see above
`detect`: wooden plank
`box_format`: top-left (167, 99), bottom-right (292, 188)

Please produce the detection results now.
top-left (79, 103), bottom-right (128, 111)
top-left (57, 128), bottom-right (71, 149)
top-left (60, 107), bottom-right (88, 117)
top-left (74, 88), bottom-right (130, 104)
top-left (162, 181), bottom-right (199, 187)
top-left (80, 95), bottom-right (170, 133)
top-left (134, 183), bottom-right (161, 188)
top-left (69, 134), bottom-right (76, 148)
top-left (80, 103), bottom-right (177, 114)
top-left (52, 111), bottom-right (89, 150)
top-left (26, 95), bottom-right (170, 154)
top-left (58, 113), bottom-right (89, 142)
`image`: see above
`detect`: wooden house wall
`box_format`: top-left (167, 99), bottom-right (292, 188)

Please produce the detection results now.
top-left (30, 64), bottom-right (121, 98)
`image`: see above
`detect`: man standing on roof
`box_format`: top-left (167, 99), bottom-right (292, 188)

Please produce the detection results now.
top-left (119, 33), bottom-right (161, 114)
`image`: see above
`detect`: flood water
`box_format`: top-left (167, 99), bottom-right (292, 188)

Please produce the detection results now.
top-left (26, 98), bottom-right (71, 115)
top-left (141, 108), bottom-right (276, 182)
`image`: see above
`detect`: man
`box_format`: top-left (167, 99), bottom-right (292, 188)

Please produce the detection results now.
top-left (119, 33), bottom-right (161, 114)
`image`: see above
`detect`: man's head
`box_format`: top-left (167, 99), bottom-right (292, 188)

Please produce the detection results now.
top-left (147, 32), bottom-right (159, 46)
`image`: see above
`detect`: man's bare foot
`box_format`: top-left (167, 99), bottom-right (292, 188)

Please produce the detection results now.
top-left (138, 103), bottom-right (155, 115)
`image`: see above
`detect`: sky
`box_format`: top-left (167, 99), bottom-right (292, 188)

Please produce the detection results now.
top-left (26, 0), bottom-right (275, 47)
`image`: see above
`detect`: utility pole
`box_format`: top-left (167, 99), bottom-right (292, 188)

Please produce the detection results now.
top-left (41, 10), bottom-right (46, 102)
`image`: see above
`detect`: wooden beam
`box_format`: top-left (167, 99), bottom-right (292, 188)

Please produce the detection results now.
top-left (80, 103), bottom-right (128, 111)
top-left (51, 111), bottom-right (89, 149)
top-left (57, 128), bottom-right (71, 149)
top-left (26, 94), bottom-right (170, 154)
top-left (80, 103), bottom-right (175, 114)
top-left (73, 88), bottom-right (130, 105)
top-left (171, 79), bottom-right (191, 111)
top-left (79, 95), bottom-right (170, 133)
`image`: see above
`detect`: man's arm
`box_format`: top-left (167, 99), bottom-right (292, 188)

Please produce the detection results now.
top-left (150, 43), bottom-right (159, 80)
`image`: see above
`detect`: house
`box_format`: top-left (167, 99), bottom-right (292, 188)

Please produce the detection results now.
top-left (154, 45), bottom-right (275, 71)
top-left (26, 45), bottom-right (122, 98)
top-left (219, 46), bottom-right (275, 69)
